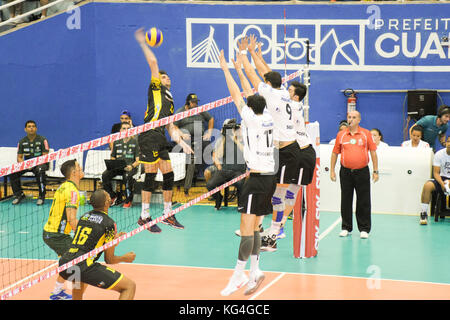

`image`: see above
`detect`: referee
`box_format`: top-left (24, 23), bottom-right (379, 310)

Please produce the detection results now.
top-left (330, 110), bottom-right (379, 239)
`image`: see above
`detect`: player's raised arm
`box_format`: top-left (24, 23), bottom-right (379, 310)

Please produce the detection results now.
top-left (239, 37), bottom-right (263, 91)
top-left (232, 48), bottom-right (254, 98)
top-left (248, 35), bottom-right (271, 77)
top-left (219, 50), bottom-right (245, 114)
top-left (135, 28), bottom-right (160, 79)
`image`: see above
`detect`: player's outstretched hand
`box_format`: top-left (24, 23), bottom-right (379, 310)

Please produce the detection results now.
top-left (257, 42), bottom-right (264, 58)
top-left (219, 50), bottom-right (228, 71)
top-left (237, 36), bottom-right (249, 53)
top-left (231, 51), bottom-right (242, 71)
top-left (248, 34), bottom-right (257, 52)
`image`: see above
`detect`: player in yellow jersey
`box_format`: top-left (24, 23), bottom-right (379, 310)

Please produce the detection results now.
top-left (42, 159), bottom-right (84, 300)
top-left (134, 28), bottom-right (193, 233)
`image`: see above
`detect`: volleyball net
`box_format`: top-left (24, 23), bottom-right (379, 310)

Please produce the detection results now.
top-left (0, 70), bottom-right (317, 300)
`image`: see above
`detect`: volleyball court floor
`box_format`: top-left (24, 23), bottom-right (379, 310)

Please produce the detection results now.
top-left (1, 199), bottom-right (449, 300)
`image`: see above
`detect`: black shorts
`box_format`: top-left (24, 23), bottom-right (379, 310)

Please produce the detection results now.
top-left (43, 231), bottom-right (72, 257)
top-left (138, 130), bottom-right (171, 164)
top-left (431, 176), bottom-right (450, 194)
top-left (238, 173), bottom-right (276, 216)
top-left (59, 257), bottom-right (123, 290)
top-left (276, 143), bottom-right (316, 186)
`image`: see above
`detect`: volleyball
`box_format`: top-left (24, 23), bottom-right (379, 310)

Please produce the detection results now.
top-left (145, 27), bottom-right (163, 47)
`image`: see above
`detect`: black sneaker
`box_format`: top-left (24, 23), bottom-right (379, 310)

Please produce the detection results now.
top-left (162, 215), bottom-right (184, 229)
top-left (214, 193), bottom-right (223, 210)
top-left (138, 217), bottom-right (162, 233)
top-left (419, 212), bottom-right (428, 225)
top-left (260, 235), bottom-right (277, 252)
top-left (36, 197), bottom-right (45, 206)
top-left (12, 193), bottom-right (25, 205)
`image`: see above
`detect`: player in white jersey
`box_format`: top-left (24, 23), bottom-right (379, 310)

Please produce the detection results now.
top-left (218, 50), bottom-right (276, 296)
top-left (238, 36), bottom-right (316, 251)
top-left (418, 136), bottom-right (450, 225)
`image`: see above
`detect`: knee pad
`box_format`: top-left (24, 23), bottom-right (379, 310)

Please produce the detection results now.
top-left (143, 172), bottom-right (156, 192)
top-left (285, 184), bottom-right (301, 206)
top-left (162, 171), bottom-right (174, 190)
top-left (272, 186), bottom-right (287, 212)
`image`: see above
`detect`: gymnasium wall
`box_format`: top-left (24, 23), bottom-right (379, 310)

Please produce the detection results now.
top-left (1, 1), bottom-right (450, 150)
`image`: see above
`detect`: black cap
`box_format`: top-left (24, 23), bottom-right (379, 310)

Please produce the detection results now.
top-left (186, 93), bottom-right (199, 104)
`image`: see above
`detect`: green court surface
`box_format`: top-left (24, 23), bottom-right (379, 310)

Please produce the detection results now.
top-left (1, 198), bottom-right (449, 290)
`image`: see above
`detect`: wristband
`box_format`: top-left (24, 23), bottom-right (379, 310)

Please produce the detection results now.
top-left (240, 50), bottom-right (247, 55)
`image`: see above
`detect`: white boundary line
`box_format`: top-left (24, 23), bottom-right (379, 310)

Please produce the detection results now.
top-left (249, 272), bottom-right (286, 300)
top-left (130, 262), bottom-right (450, 288)
top-left (247, 217), bottom-right (341, 299)
top-left (318, 217), bottom-right (341, 241)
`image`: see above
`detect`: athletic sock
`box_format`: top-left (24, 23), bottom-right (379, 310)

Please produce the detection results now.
top-left (164, 201), bottom-right (172, 214)
top-left (249, 255), bottom-right (260, 275)
top-left (234, 259), bottom-right (247, 276)
top-left (53, 281), bottom-right (64, 294)
top-left (420, 203), bottom-right (429, 214)
top-left (269, 220), bottom-right (282, 238)
top-left (141, 203), bottom-right (150, 219)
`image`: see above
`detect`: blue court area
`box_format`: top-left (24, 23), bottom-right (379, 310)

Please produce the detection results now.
top-left (1, 198), bottom-right (449, 294)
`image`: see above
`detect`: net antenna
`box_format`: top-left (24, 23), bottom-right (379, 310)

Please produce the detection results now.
top-left (302, 39), bottom-right (311, 123)
top-left (283, 9), bottom-right (287, 82)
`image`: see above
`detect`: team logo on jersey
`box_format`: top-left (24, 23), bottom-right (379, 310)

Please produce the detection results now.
top-left (350, 139), bottom-right (356, 145)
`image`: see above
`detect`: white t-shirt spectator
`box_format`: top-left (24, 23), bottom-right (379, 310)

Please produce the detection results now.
top-left (401, 140), bottom-right (430, 149)
top-left (433, 148), bottom-right (450, 178)
top-left (377, 141), bottom-right (389, 148)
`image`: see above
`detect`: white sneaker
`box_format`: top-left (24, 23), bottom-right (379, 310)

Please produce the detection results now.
top-left (276, 228), bottom-right (286, 239)
top-left (220, 272), bottom-right (249, 296)
top-left (339, 230), bottom-right (350, 237)
top-left (360, 231), bottom-right (369, 239)
top-left (244, 270), bottom-right (265, 296)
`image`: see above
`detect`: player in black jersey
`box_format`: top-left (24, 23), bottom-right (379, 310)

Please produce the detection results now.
top-left (134, 28), bottom-right (193, 232)
top-left (58, 189), bottom-right (136, 300)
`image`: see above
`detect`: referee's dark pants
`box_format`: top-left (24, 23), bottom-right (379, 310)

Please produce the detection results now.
top-left (339, 166), bottom-right (371, 233)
